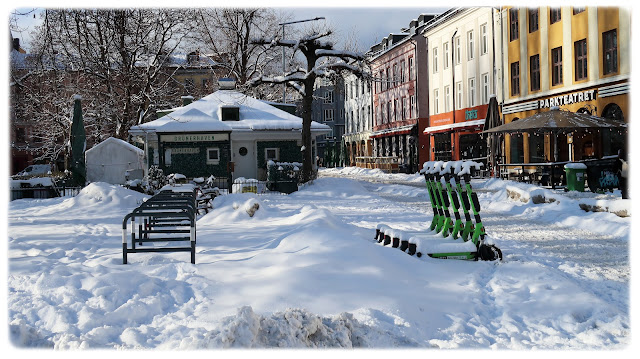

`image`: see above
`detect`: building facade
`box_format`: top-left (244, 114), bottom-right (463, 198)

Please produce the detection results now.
top-left (500, 6), bottom-right (629, 163)
top-left (312, 77), bottom-right (346, 166)
top-left (422, 7), bottom-right (501, 163)
top-left (343, 72), bottom-right (373, 166)
top-left (368, 14), bottom-right (435, 173)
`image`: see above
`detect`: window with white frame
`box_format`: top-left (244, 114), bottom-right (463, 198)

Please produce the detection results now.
top-left (433, 47), bottom-right (439, 73)
top-left (400, 60), bottom-right (406, 83)
top-left (434, 89), bottom-right (440, 114)
top-left (265, 148), bottom-right (279, 162)
top-left (324, 90), bottom-right (334, 103)
top-left (455, 36), bottom-right (461, 65)
top-left (402, 97), bottom-right (408, 120)
top-left (481, 23), bottom-right (488, 55)
top-left (392, 63), bottom-right (398, 86)
top-left (468, 77), bottom-right (476, 107)
top-left (410, 95), bottom-right (416, 118)
top-left (206, 147), bottom-right (220, 165)
top-left (443, 42), bottom-right (450, 69)
top-left (387, 102), bottom-right (392, 123)
top-left (409, 57), bottom-right (415, 81)
top-left (482, 73), bottom-right (490, 104)
top-left (456, 81), bottom-right (462, 108)
top-left (467, 30), bottom-right (474, 60)
top-left (324, 109), bottom-right (334, 122)
top-left (393, 99), bottom-right (398, 121)
top-left (444, 85), bottom-right (451, 112)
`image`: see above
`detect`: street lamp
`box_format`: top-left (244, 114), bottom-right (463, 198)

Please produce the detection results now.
top-left (279, 16), bottom-right (325, 103)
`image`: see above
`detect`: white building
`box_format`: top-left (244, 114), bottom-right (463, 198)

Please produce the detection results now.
top-left (422, 7), bottom-right (502, 162)
top-left (129, 80), bottom-right (330, 182)
top-left (342, 72), bottom-right (373, 166)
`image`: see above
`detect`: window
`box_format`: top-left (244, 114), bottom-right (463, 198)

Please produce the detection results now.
top-left (574, 39), bottom-right (588, 81)
top-left (393, 63), bottom-right (398, 86)
top-left (468, 77), bottom-right (476, 107)
top-left (467, 30), bottom-right (474, 60)
top-left (481, 73), bottom-right (490, 104)
top-left (455, 36), bottom-right (461, 65)
top-left (185, 78), bottom-right (194, 92)
top-left (16, 127), bottom-right (26, 142)
top-left (434, 89), bottom-right (440, 114)
top-left (409, 57), bottom-right (415, 80)
top-left (552, 46), bottom-right (563, 86)
top-left (387, 102), bottom-right (392, 123)
top-left (433, 47), bottom-right (439, 73)
top-left (410, 95), bottom-right (416, 118)
top-left (265, 148), bottom-right (279, 162)
top-left (456, 82), bottom-right (462, 108)
top-left (603, 29), bottom-right (618, 75)
top-left (550, 8), bottom-right (561, 24)
top-left (530, 54), bottom-right (540, 91)
top-left (403, 97), bottom-right (408, 120)
top-left (573, 7), bottom-right (585, 15)
top-left (206, 148), bottom-right (220, 165)
top-left (386, 67), bottom-right (391, 88)
top-left (340, 108), bottom-right (345, 120)
top-left (379, 71), bottom-right (384, 92)
top-left (529, 8), bottom-right (539, 33)
top-left (400, 60), bottom-right (406, 83)
top-left (481, 24), bottom-right (488, 55)
top-left (444, 85), bottom-right (451, 112)
top-left (510, 61), bottom-right (520, 96)
top-left (165, 148), bottom-right (172, 166)
top-left (444, 42), bottom-right (450, 69)
top-left (324, 90), bottom-right (334, 103)
top-left (393, 99), bottom-right (398, 121)
top-left (324, 109), bottom-right (334, 122)
top-left (509, 8), bottom-right (519, 41)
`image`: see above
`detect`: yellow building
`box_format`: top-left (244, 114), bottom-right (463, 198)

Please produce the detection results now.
top-left (499, 6), bottom-right (629, 164)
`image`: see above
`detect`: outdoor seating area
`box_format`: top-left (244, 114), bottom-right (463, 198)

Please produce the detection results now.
top-left (121, 184), bottom-right (197, 264)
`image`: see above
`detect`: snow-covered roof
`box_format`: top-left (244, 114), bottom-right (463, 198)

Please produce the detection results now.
top-left (86, 137), bottom-right (145, 155)
top-left (131, 90), bottom-right (331, 134)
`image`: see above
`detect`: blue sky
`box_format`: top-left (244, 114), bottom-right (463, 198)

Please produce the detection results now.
top-left (9, 3), bottom-right (447, 53)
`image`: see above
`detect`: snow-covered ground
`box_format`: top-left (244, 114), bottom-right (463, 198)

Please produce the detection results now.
top-left (6, 167), bottom-right (633, 350)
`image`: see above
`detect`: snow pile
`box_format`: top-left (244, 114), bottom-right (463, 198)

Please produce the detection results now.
top-left (201, 306), bottom-right (415, 348)
top-left (320, 166), bottom-right (424, 183)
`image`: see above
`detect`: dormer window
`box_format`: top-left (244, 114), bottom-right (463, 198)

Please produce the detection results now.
top-left (221, 106), bottom-right (240, 121)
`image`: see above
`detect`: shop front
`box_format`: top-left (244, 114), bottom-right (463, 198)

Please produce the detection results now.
top-left (424, 104), bottom-right (488, 162)
top-left (501, 81), bottom-right (628, 164)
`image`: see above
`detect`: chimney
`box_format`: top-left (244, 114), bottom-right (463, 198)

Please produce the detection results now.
top-left (181, 95), bottom-right (194, 106)
top-left (218, 78), bottom-right (236, 90)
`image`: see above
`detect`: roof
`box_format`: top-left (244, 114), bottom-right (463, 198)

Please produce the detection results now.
top-left (130, 90), bottom-right (331, 134)
top-left (86, 137), bottom-right (144, 155)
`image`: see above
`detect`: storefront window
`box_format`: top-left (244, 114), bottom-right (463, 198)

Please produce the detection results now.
top-left (433, 132), bottom-right (452, 161)
top-left (459, 133), bottom-right (486, 160)
top-left (528, 133), bottom-right (545, 163)
top-left (509, 122), bottom-right (524, 163)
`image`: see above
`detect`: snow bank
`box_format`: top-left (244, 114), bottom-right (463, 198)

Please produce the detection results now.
top-left (320, 167), bottom-right (424, 184)
top-left (200, 306), bottom-right (415, 348)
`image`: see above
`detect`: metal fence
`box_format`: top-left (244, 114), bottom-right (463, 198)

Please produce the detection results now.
top-left (10, 185), bottom-right (82, 201)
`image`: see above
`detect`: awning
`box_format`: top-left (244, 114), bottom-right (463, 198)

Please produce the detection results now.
top-left (371, 124), bottom-right (415, 138)
top-left (423, 119), bottom-right (485, 134)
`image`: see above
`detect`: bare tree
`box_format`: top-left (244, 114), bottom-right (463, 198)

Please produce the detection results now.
top-left (250, 29), bottom-right (369, 182)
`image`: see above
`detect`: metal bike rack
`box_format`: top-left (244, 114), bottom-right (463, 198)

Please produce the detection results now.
top-left (122, 186), bottom-right (197, 264)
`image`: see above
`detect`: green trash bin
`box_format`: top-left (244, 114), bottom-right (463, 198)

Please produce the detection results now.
top-left (564, 163), bottom-right (587, 192)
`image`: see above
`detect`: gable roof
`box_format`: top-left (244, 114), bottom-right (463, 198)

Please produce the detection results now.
top-left (130, 89), bottom-right (331, 134)
top-left (86, 137), bottom-right (144, 155)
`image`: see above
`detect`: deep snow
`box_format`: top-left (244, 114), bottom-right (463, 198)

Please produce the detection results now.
top-left (6, 169), bottom-right (633, 351)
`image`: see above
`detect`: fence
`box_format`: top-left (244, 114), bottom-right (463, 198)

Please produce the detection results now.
top-left (10, 185), bottom-right (82, 201)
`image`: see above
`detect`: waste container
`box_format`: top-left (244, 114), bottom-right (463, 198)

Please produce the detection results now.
top-left (564, 163), bottom-right (587, 192)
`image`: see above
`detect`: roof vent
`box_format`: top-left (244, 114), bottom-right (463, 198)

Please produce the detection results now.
top-left (218, 78), bottom-right (236, 90)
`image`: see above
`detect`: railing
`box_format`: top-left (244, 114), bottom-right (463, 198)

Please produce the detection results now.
top-left (355, 156), bottom-right (401, 172)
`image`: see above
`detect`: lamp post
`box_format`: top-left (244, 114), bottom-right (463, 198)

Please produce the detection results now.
top-left (279, 16), bottom-right (325, 103)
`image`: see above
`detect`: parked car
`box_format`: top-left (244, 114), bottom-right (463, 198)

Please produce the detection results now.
top-left (13, 164), bottom-right (52, 178)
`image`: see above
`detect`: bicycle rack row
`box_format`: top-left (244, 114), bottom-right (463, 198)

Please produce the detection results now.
top-left (122, 185), bottom-right (197, 264)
